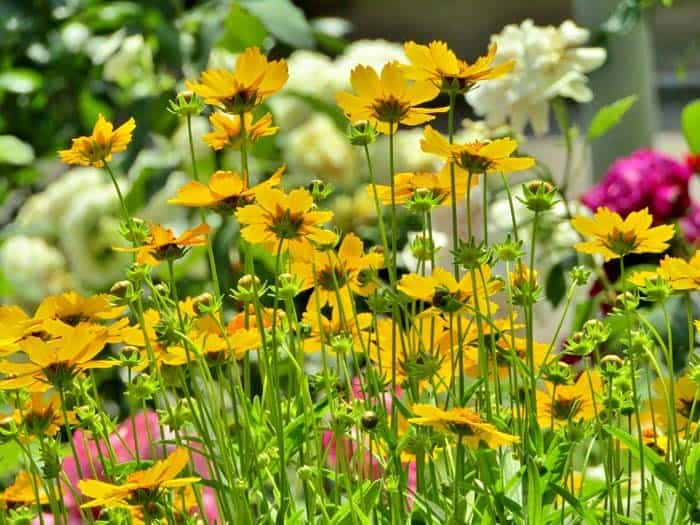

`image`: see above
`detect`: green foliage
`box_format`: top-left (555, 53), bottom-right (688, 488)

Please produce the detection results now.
top-left (587, 95), bottom-right (637, 142)
top-left (682, 99), bottom-right (700, 154)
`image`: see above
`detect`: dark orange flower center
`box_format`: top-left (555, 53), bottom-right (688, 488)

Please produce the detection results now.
top-left (271, 209), bottom-right (304, 239)
top-left (606, 229), bottom-right (638, 256)
top-left (457, 152), bottom-right (493, 173)
top-left (372, 96), bottom-right (409, 123)
top-left (317, 265), bottom-right (348, 291)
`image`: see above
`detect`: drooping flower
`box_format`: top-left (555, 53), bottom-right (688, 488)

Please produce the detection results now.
top-left (581, 149), bottom-right (692, 223)
top-left (115, 223), bottom-right (210, 266)
top-left (398, 266), bottom-right (503, 314)
top-left (335, 61), bottom-right (447, 134)
top-left (78, 448), bottom-right (200, 512)
top-left (571, 207), bottom-right (674, 261)
top-left (168, 166), bottom-right (283, 212)
top-left (403, 41), bottom-right (514, 92)
top-left (185, 47), bottom-right (288, 113)
top-left (536, 372), bottom-right (601, 429)
top-left (409, 403), bottom-right (519, 447)
top-left (58, 114), bottom-right (135, 167)
top-left (202, 111), bottom-right (278, 151)
top-left (6, 392), bottom-right (78, 440)
top-left (0, 324), bottom-right (113, 391)
top-left (0, 470), bottom-right (48, 508)
top-left (369, 171), bottom-right (468, 209)
top-left (291, 233), bottom-right (383, 310)
top-left (236, 187), bottom-right (337, 258)
top-left (466, 19), bottom-right (606, 136)
top-left (421, 126), bottom-right (535, 180)
top-left (302, 306), bottom-right (373, 355)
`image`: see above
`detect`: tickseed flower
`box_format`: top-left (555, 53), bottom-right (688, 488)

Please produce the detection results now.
top-left (536, 372), bottom-right (601, 429)
top-left (168, 166), bottom-right (283, 212)
top-left (571, 207), bottom-right (675, 261)
top-left (654, 252), bottom-right (700, 291)
top-left (202, 111), bottom-right (278, 151)
top-left (58, 114), bottom-right (135, 167)
top-left (0, 470), bottom-right (48, 507)
top-left (301, 307), bottom-right (373, 355)
top-left (116, 223), bottom-right (210, 266)
top-left (78, 447), bottom-right (200, 512)
top-left (409, 404), bottom-right (519, 447)
top-left (403, 41), bottom-right (514, 93)
top-left (0, 324), bottom-right (113, 391)
top-left (651, 375), bottom-right (700, 428)
top-left (185, 47), bottom-right (288, 113)
top-left (6, 392), bottom-right (77, 440)
top-left (236, 187), bottom-right (337, 258)
top-left (0, 305), bottom-right (33, 354)
top-left (335, 61), bottom-right (447, 134)
top-left (398, 266), bottom-right (502, 314)
top-left (421, 126), bottom-right (535, 180)
top-left (291, 233), bottom-right (383, 310)
top-left (368, 171), bottom-right (468, 211)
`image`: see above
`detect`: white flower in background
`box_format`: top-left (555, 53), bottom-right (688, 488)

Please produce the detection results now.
top-left (283, 114), bottom-right (357, 188)
top-left (206, 47), bottom-right (239, 70)
top-left (330, 39), bottom-right (406, 91)
top-left (141, 171), bottom-right (190, 231)
top-left (0, 236), bottom-right (75, 308)
top-left (466, 19), bottom-right (606, 136)
top-left (59, 182), bottom-right (129, 289)
top-left (332, 187), bottom-right (377, 233)
top-left (16, 168), bottom-right (107, 236)
top-left (267, 50), bottom-right (336, 129)
top-left (103, 34), bottom-right (173, 98)
top-left (371, 128), bottom-right (441, 181)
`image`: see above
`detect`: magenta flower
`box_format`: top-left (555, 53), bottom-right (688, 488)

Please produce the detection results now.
top-left (681, 204), bottom-right (700, 244)
top-left (582, 149), bottom-right (692, 223)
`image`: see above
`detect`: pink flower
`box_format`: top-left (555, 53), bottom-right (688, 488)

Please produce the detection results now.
top-left (37, 411), bottom-right (220, 524)
top-left (681, 204), bottom-right (700, 244)
top-left (582, 149), bottom-right (692, 223)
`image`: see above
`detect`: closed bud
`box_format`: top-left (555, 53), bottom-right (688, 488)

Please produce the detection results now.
top-left (192, 292), bottom-right (214, 315)
top-left (519, 180), bottom-right (559, 212)
top-left (110, 280), bottom-right (132, 299)
top-left (154, 283), bottom-right (170, 297)
top-left (360, 410), bottom-right (379, 430)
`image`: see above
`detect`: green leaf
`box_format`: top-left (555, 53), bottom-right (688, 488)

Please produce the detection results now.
top-left (217, 4), bottom-right (267, 51)
top-left (587, 95), bottom-right (637, 141)
top-left (681, 99), bottom-right (700, 154)
top-left (0, 69), bottom-right (42, 94)
top-left (240, 0), bottom-right (314, 49)
top-left (0, 135), bottom-right (35, 165)
top-left (545, 261), bottom-right (566, 307)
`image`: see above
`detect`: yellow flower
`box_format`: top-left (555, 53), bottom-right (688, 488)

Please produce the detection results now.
top-left (291, 233), bottom-right (383, 310)
top-left (79, 448), bottom-right (200, 511)
top-left (58, 114), bottom-right (135, 167)
top-left (651, 375), bottom-right (699, 429)
top-left (656, 252), bottom-right (700, 291)
top-left (421, 125), bottom-right (535, 180)
top-left (236, 187), bottom-right (337, 258)
top-left (168, 166), bottom-right (283, 212)
top-left (202, 111), bottom-right (278, 151)
top-left (302, 307), bottom-right (373, 355)
top-left (571, 207), bottom-right (674, 261)
top-left (368, 171), bottom-right (468, 208)
top-left (0, 324), bottom-right (113, 391)
top-left (0, 306), bottom-right (32, 355)
top-left (536, 372), bottom-right (601, 429)
top-left (398, 266), bottom-right (502, 314)
top-left (185, 47), bottom-right (288, 112)
top-left (335, 61), bottom-right (447, 134)
top-left (403, 41), bottom-right (514, 92)
top-left (7, 392), bottom-right (78, 440)
top-left (409, 403), bottom-right (519, 447)
top-left (116, 223), bottom-right (210, 266)
top-left (0, 470), bottom-right (48, 507)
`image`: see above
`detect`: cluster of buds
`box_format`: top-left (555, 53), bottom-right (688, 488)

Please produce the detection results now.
top-left (452, 237), bottom-right (491, 270)
top-left (509, 262), bottom-right (540, 306)
top-left (167, 90), bottom-right (205, 117)
top-left (230, 274), bottom-right (267, 303)
top-left (308, 179), bottom-right (333, 202)
top-left (519, 180), bottom-right (559, 213)
top-left (408, 234), bottom-right (440, 263)
top-left (347, 121), bottom-right (378, 147)
top-left (494, 234), bottom-right (524, 262)
top-left (119, 216), bottom-right (149, 247)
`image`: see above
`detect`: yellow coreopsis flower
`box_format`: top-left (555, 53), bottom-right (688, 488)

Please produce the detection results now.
top-left (235, 187), bottom-right (337, 258)
top-left (403, 41), bottom-right (514, 92)
top-left (116, 223), bottom-right (210, 266)
top-left (0, 306), bottom-right (32, 355)
top-left (0, 470), bottom-right (48, 508)
top-left (421, 125), bottom-right (535, 180)
top-left (302, 307), bottom-right (373, 355)
top-left (335, 61), bottom-right (447, 134)
top-left (656, 252), bottom-right (700, 291)
top-left (536, 372), bottom-right (601, 429)
top-left (0, 324), bottom-right (113, 392)
top-left (291, 233), bottom-right (383, 310)
top-left (368, 171), bottom-right (468, 209)
top-left (651, 375), bottom-right (699, 429)
top-left (7, 392), bottom-right (78, 440)
top-left (58, 114), bottom-right (135, 167)
top-left (409, 403), bottom-right (519, 447)
top-left (79, 448), bottom-right (200, 511)
top-left (203, 111), bottom-right (278, 151)
top-left (168, 166), bottom-right (283, 212)
top-left (398, 266), bottom-right (503, 314)
top-left (571, 207), bottom-right (675, 261)
top-left (185, 47), bottom-right (288, 112)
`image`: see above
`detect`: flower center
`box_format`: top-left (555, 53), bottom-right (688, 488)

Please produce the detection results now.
top-left (606, 229), bottom-right (638, 256)
top-left (551, 396), bottom-right (580, 420)
top-left (372, 96), bottom-right (408, 123)
top-left (317, 265), bottom-right (348, 291)
top-left (271, 210), bottom-right (304, 239)
top-left (457, 152), bottom-right (493, 173)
